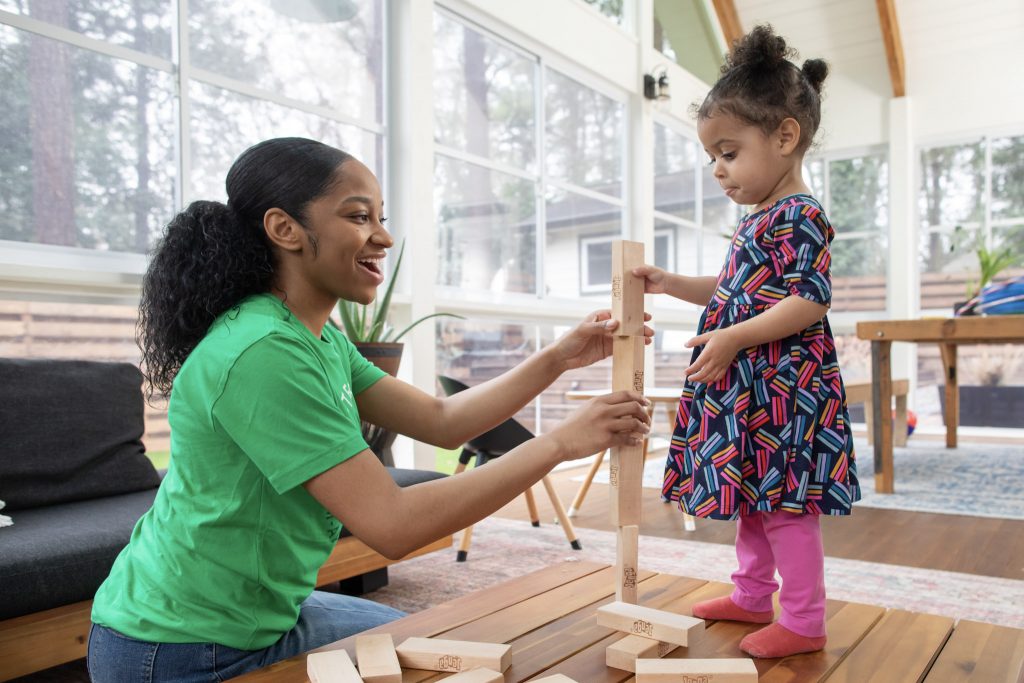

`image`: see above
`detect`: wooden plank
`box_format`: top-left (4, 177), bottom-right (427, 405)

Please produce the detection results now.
top-left (316, 534), bottom-right (452, 585)
top-left (233, 561), bottom-right (610, 682)
top-left (596, 602), bottom-right (704, 646)
top-left (710, 0), bottom-right (744, 48)
top-left (875, 0), bottom-right (906, 98)
top-left (615, 525), bottom-right (640, 604)
top-left (606, 635), bottom-right (675, 672)
top-left (845, 379), bottom-right (908, 405)
top-left (856, 316), bottom-right (1024, 344)
top-left (827, 609), bottom-right (953, 682)
top-left (924, 619), bottom-right (1024, 682)
top-left (612, 335), bottom-right (646, 393)
top-left (0, 600), bottom-right (92, 681)
top-left (611, 240), bottom-right (645, 337)
top-left (394, 637), bottom-right (511, 673)
top-left (635, 657), bottom-right (757, 682)
top-left (306, 649), bottom-right (362, 683)
top-left (442, 669), bottom-right (505, 682)
top-left (610, 442), bottom-right (644, 527)
top-left (355, 633), bottom-right (402, 683)
top-left (870, 340), bottom-right (894, 493)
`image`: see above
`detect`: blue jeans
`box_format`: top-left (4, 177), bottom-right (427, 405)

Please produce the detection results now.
top-left (87, 591), bottom-right (405, 682)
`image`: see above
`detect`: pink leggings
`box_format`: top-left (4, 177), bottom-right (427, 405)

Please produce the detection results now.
top-left (730, 511), bottom-right (826, 638)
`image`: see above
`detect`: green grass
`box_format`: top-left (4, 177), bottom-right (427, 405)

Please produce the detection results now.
top-left (146, 450), bottom-right (170, 470)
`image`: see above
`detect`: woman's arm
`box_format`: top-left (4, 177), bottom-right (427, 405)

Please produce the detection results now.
top-left (356, 310), bottom-right (652, 449)
top-left (305, 390), bottom-right (650, 559)
top-left (632, 265), bottom-right (717, 307)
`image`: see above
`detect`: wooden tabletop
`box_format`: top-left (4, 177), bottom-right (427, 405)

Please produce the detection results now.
top-left (235, 561), bottom-right (1024, 682)
top-left (856, 315), bottom-right (1024, 344)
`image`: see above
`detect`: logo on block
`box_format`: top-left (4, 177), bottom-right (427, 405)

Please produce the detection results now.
top-left (437, 655), bottom-right (463, 671)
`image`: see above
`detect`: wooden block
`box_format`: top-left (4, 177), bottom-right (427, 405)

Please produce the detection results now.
top-left (609, 443), bottom-right (644, 527)
top-left (611, 335), bottom-right (646, 393)
top-left (531, 676), bottom-right (580, 682)
top-left (596, 601), bottom-right (704, 646)
top-left (356, 633), bottom-right (401, 683)
top-left (615, 525), bottom-right (640, 604)
top-left (306, 649), bottom-right (363, 683)
top-left (635, 657), bottom-right (757, 682)
top-left (441, 668), bottom-right (505, 682)
top-left (611, 240), bottom-right (645, 336)
top-left (606, 635), bottom-right (677, 672)
top-left (395, 636), bottom-right (512, 672)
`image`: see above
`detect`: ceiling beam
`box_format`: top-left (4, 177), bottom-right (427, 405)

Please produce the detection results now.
top-left (710, 0), bottom-right (743, 51)
top-left (876, 0), bottom-right (906, 97)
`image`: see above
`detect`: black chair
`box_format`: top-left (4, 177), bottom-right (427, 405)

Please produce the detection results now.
top-left (438, 375), bottom-right (582, 562)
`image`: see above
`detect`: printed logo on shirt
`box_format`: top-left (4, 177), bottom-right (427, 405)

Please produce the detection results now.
top-left (340, 383), bottom-right (354, 407)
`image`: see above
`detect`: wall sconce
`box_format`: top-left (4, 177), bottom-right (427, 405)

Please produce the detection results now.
top-left (643, 68), bottom-right (670, 101)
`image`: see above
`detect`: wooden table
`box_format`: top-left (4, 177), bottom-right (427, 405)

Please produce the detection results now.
top-left (856, 315), bottom-right (1024, 493)
top-left (564, 388), bottom-right (694, 530)
top-left (236, 560), bottom-right (1024, 682)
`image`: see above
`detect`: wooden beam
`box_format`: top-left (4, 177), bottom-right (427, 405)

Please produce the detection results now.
top-left (876, 0), bottom-right (906, 97)
top-left (710, 0), bottom-right (744, 51)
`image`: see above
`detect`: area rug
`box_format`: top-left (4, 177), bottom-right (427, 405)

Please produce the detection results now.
top-left (577, 438), bottom-right (1024, 521)
top-left (372, 516), bottom-right (1024, 629)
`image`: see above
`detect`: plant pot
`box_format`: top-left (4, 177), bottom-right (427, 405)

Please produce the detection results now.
top-left (938, 384), bottom-right (1024, 427)
top-left (353, 342), bottom-right (405, 466)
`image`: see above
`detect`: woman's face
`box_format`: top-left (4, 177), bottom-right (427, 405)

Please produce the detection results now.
top-left (299, 159), bottom-right (393, 306)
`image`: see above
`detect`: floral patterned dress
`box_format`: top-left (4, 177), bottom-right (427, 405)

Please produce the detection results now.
top-left (662, 194), bottom-right (860, 520)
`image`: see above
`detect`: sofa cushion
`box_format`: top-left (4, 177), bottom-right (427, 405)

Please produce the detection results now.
top-left (0, 488), bottom-right (159, 619)
top-left (0, 358), bottom-right (161, 510)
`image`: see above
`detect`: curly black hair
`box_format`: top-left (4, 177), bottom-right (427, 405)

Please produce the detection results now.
top-left (696, 24), bottom-right (829, 151)
top-left (138, 137), bottom-right (352, 399)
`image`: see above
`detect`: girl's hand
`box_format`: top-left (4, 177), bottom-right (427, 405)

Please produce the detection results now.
top-left (550, 309), bottom-right (654, 371)
top-left (684, 327), bottom-right (743, 384)
top-left (545, 391), bottom-right (651, 462)
top-left (632, 264), bottom-right (670, 294)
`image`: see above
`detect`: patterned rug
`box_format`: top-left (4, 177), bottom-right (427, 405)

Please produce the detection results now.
top-left (578, 437), bottom-right (1024, 521)
top-left (372, 516), bottom-right (1024, 629)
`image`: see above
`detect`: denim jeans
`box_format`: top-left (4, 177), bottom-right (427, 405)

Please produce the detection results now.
top-left (87, 591), bottom-right (405, 682)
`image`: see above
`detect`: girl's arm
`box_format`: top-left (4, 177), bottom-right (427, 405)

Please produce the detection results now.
top-left (306, 390), bottom-right (650, 559)
top-left (683, 296), bottom-right (829, 384)
top-left (632, 265), bottom-right (717, 307)
top-left (356, 309), bottom-right (652, 449)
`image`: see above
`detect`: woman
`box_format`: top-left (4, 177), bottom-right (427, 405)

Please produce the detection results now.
top-left (87, 137), bottom-right (652, 681)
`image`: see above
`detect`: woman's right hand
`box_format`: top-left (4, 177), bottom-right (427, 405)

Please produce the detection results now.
top-left (544, 391), bottom-right (651, 462)
top-left (632, 264), bottom-right (671, 294)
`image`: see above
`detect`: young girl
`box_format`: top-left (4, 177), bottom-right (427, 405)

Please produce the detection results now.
top-left (635, 26), bottom-right (859, 658)
top-left (87, 137), bottom-right (651, 681)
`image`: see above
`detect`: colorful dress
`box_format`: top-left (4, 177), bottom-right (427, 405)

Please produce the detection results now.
top-left (662, 194), bottom-right (859, 520)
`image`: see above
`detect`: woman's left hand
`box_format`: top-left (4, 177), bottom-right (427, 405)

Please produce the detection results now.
top-left (551, 309), bottom-right (654, 371)
top-left (683, 327), bottom-right (743, 384)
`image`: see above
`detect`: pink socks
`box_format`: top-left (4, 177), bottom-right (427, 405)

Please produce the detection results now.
top-left (691, 595), bottom-right (773, 624)
top-left (739, 623), bottom-right (827, 658)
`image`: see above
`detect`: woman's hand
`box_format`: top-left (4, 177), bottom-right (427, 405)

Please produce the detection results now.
top-left (550, 309), bottom-right (654, 371)
top-left (684, 327), bottom-right (743, 384)
top-left (544, 391), bottom-right (651, 462)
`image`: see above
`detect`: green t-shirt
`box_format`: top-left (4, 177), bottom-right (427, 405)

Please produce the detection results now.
top-left (92, 293), bottom-right (386, 650)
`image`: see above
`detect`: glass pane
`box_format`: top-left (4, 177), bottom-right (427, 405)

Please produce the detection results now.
top-left (545, 68), bottom-right (623, 197)
top-left (831, 238), bottom-right (887, 313)
top-left (919, 228), bottom-right (979, 311)
top-left (701, 163), bottom-right (739, 239)
top-left (993, 225), bottom-right (1024, 286)
top-left (653, 0), bottom-right (722, 84)
top-left (538, 320), bottom-right (612, 436)
top-left (991, 134), bottom-right (1024, 222)
top-left (918, 141), bottom-right (984, 233)
top-left (189, 0), bottom-right (383, 123)
top-left (701, 227), bottom-right (731, 278)
top-left (652, 326), bottom-right (695, 436)
top-left (654, 220), bottom-right (700, 311)
top-left (189, 81), bottom-right (381, 203)
top-left (654, 123), bottom-right (698, 222)
top-left (0, 0), bottom-right (173, 59)
top-left (433, 12), bottom-right (536, 171)
top-left (545, 188), bottom-right (621, 299)
top-left (580, 0), bottom-right (625, 25)
top-left (0, 25), bottom-right (176, 252)
top-left (805, 158), bottom-right (825, 198)
top-left (435, 155), bottom-right (537, 295)
top-left (0, 298), bottom-right (170, 464)
top-left (830, 156), bottom-right (888, 236)
top-left (436, 318), bottom-right (538, 432)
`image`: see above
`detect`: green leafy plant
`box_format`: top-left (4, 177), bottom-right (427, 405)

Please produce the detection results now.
top-left (331, 240), bottom-right (462, 342)
top-left (950, 225), bottom-right (1023, 299)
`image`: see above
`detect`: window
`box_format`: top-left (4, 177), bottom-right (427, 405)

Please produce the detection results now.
top-left (579, 230), bottom-right (672, 295)
top-left (653, 0), bottom-right (723, 84)
top-left (433, 11), bottom-right (625, 302)
top-left (580, 0), bottom-right (626, 26)
top-left (919, 135), bottom-right (1024, 311)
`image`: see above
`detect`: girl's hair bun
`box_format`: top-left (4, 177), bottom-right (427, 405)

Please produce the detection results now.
top-left (727, 24), bottom-right (792, 72)
top-left (801, 58), bottom-right (829, 94)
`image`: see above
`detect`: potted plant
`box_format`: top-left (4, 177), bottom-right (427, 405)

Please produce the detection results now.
top-left (329, 240), bottom-right (462, 462)
top-left (950, 225), bottom-right (1022, 315)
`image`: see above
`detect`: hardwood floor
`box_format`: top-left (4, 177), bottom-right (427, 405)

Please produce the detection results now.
top-left (492, 450), bottom-right (1024, 581)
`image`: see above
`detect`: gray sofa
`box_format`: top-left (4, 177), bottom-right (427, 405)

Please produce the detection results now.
top-left (0, 358), bottom-right (447, 681)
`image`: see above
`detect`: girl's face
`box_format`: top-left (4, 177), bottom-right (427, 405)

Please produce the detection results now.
top-left (298, 159), bottom-right (393, 306)
top-left (697, 113), bottom-right (795, 210)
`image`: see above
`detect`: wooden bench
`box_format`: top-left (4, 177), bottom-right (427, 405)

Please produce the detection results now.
top-left (0, 534), bottom-right (452, 682)
top-left (846, 379), bottom-right (910, 447)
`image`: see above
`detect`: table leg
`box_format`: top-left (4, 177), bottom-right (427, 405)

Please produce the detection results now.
top-left (894, 393), bottom-right (908, 448)
top-left (939, 343), bottom-right (959, 448)
top-left (871, 340), bottom-right (894, 493)
top-left (568, 448), bottom-right (606, 518)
